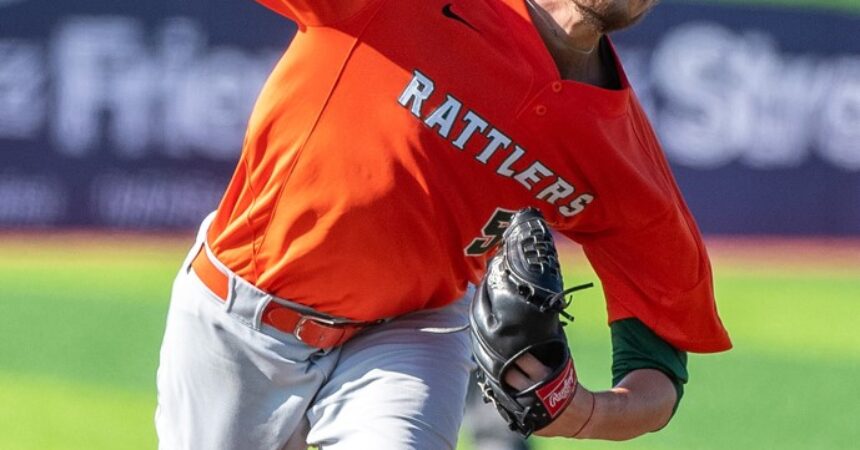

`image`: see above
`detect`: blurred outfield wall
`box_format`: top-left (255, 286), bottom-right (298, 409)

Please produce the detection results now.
top-left (0, 0), bottom-right (858, 234)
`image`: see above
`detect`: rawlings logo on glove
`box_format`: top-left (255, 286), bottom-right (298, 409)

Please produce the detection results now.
top-left (469, 208), bottom-right (592, 436)
top-left (536, 359), bottom-right (577, 417)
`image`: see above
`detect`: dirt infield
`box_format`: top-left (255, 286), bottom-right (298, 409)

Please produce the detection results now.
top-left (703, 236), bottom-right (860, 272)
top-left (0, 230), bottom-right (191, 252)
top-left (1, 231), bottom-right (858, 273)
top-left (555, 235), bottom-right (860, 274)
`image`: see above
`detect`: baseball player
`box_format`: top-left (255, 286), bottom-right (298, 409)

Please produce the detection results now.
top-left (155, 0), bottom-right (732, 449)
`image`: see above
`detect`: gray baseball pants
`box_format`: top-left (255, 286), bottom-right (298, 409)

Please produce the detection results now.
top-left (155, 216), bottom-right (474, 450)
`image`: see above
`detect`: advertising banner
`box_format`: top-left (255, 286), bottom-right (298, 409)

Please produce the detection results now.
top-left (1, 1), bottom-right (858, 234)
top-left (614, 3), bottom-right (860, 235)
top-left (0, 0), bottom-right (295, 228)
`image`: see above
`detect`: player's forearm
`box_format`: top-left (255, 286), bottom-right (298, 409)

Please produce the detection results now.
top-left (537, 368), bottom-right (677, 440)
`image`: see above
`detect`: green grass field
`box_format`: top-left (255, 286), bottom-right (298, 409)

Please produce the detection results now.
top-left (1, 2), bottom-right (858, 449)
top-left (1, 234), bottom-right (858, 450)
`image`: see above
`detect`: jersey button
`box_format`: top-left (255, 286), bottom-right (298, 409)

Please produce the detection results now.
top-left (551, 81), bottom-right (563, 93)
top-left (534, 104), bottom-right (547, 116)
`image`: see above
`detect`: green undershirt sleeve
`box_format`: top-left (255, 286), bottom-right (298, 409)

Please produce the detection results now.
top-left (610, 318), bottom-right (689, 415)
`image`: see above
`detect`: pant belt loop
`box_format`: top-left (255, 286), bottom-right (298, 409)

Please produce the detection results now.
top-left (224, 271), bottom-right (237, 313)
top-left (252, 295), bottom-right (274, 332)
top-left (182, 212), bottom-right (215, 274)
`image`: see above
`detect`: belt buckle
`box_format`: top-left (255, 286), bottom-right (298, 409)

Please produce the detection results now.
top-left (293, 316), bottom-right (312, 342)
top-left (293, 315), bottom-right (342, 348)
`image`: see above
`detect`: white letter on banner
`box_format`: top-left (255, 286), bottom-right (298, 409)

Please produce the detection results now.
top-left (52, 17), bottom-right (152, 158)
top-left (651, 23), bottom-right (745, 168)
top-left (818, 57), bottom-right (860, 171)
top-left (0, 41), bottom-right (45, 139)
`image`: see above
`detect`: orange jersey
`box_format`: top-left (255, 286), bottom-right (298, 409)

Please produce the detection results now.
top-left (208, 0), bottom-right (731, 353)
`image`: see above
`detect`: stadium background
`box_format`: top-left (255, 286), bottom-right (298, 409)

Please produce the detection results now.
top-left (1, 0), bottom-right (858, 448)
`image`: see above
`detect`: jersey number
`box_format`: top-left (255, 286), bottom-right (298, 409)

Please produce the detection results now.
top-left (465, 208), bottom-right (517, 256)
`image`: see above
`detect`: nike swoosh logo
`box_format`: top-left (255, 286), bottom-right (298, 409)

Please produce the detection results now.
top-left (442, 3), bottom-right (479, 32)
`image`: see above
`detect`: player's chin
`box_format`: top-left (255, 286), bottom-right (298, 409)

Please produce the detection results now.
top-left (573, 0), bottom-right (658, 33)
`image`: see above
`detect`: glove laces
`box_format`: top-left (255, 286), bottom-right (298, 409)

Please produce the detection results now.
top-left (541, 282), bottom-right (594, 323)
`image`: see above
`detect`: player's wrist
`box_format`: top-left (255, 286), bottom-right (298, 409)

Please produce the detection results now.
top-left (570, 386), bottom-right (596, 438)
top-left (535, 381), bottom-right (595, 438)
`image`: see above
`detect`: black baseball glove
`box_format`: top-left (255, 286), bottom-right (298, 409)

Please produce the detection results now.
top-left (469, 208), bottom-right (592, 437)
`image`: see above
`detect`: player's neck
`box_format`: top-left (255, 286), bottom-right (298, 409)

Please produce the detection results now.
top-left (526, 0), bottom-right (611, 88)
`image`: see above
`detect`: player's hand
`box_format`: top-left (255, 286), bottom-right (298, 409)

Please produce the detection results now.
top-left (469, 208), bottom-right (589, 436)
top-left (504, 352), bottom-right (552, 391)
top-left (506, 352), bottom-right (590, 438)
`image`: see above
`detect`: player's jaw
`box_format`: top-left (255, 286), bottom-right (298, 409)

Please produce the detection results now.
top-left (570, 0), bottom-right (659, 33)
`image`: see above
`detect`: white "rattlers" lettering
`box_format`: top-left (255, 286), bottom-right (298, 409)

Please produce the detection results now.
top-left (398, 70), bottom-right (593, 218)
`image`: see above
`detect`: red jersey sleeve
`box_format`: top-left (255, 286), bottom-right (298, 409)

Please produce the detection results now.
top-left (571, 207), bottom-right (732, 354)
top-left (255, 0), bottom-right (376, 27)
